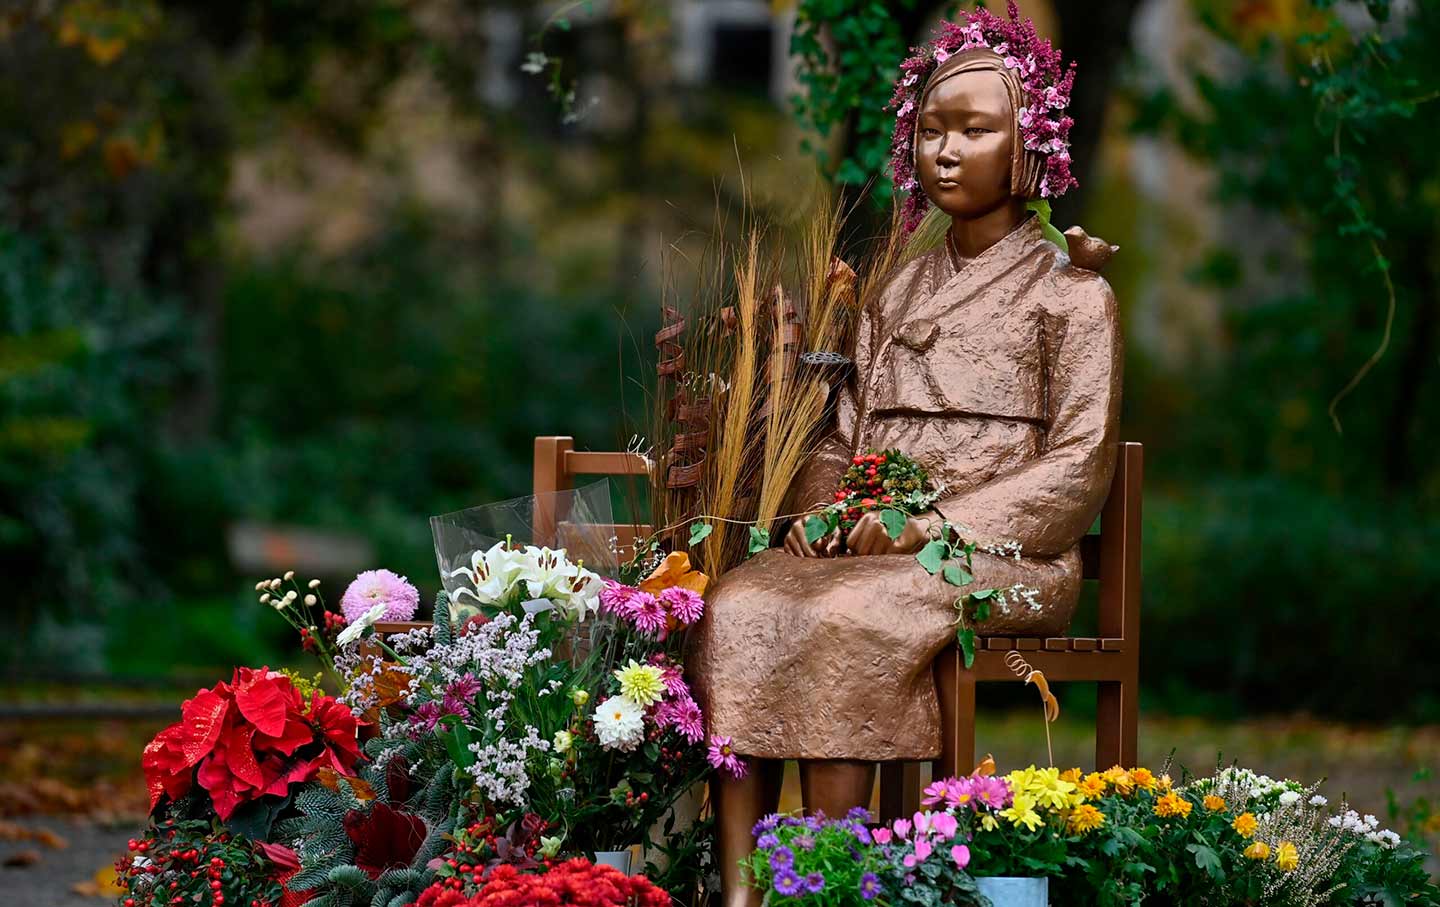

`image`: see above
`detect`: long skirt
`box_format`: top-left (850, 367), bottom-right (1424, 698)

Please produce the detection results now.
top-left (687, 547), bottom-right (1081, 761)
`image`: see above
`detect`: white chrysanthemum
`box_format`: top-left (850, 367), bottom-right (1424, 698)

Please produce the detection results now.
top-left (1309, 794), bottom-right (1328, 807)
top-left (592, 695), bottom-right (646, 751)
top-left (1278, 790), bottom-right (1302, 807)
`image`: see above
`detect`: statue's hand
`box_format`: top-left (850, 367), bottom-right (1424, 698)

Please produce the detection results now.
top-left (846, 510), bottom-right (935, 557)
top-left (783, 517), bottom-right (841, 558)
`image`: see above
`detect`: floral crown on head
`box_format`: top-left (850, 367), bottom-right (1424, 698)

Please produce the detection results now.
top-left (888, 1), bottom-right (1078, 233)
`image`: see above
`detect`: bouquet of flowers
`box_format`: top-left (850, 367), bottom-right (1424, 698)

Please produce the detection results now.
top-left (803, 448), bottom-right (942, 547)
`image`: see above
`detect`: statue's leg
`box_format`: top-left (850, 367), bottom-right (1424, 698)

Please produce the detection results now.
top-left (798, 759), bottom-right (876, 819)
top-left (716, 757), bottom-right (783, 907)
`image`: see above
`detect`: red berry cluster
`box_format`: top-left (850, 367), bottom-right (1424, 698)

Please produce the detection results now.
top-left (428, 813), bottom-right (554, 898)
top-left (115, 818), bottom-right (281, 907)
top-left (831, 449), bottom-right (929, 535)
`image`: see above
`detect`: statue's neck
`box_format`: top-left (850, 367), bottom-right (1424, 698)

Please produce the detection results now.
top-left (947, 198), bottom-right (1028, 261)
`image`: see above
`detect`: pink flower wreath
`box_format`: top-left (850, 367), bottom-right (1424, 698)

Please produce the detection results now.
top-left (887, 1), bottom-right (1078, 232)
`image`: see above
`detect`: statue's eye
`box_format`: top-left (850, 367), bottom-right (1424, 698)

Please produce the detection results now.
top-left (921, 127), bottom-right (942, 138)
top-left (965, 127), bottom-right (992, 137)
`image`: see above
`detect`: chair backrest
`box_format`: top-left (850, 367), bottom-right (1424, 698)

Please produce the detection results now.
top-left (533, 436), bottom-right (1142, 643)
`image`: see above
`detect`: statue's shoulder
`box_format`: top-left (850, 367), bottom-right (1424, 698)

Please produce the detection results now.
top-left (1044, 227), bottom-right (1118, 321)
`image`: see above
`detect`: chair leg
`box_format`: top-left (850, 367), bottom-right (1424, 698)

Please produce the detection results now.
top-left (878, 762), bottom-right (921, 822)
top-left (935, 653), bottom-right (976, 779)
top-left (1095, 678), bottom-right (1138, 769)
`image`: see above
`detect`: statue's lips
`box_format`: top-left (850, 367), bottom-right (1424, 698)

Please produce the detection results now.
top-left (935, 177), bottom-right (962, 189)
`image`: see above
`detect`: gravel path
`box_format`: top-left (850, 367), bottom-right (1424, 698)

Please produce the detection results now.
top-left (1, 816), bottom-right (134, 907)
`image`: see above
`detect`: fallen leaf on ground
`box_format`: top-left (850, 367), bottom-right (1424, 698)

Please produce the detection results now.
top-left (3, 848), bottom-right (41, 866)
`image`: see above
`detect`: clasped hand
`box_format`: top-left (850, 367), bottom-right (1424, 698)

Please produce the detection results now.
top-left (782, 510), bottom-right (936, 558)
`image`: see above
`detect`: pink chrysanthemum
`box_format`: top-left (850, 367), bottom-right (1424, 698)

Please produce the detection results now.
top-left (887, 0), bottom-right (1078, 232)
top-left (630, 591), bottom-right (667, 636)
top-left (599, 579), bottom-right (643, 618)
top-left (340, 568), bottom-right (420, 622)
top-left (648, 655), bottom-right (692, 698)
top-left (660, 586), bottom-right (705, 624)
top-left (708, 734), bottom-right (749, 779)
top-left (656, 695), bottom-right (706, 744)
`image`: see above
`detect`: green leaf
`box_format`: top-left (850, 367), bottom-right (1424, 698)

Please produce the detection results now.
top-left (747, 525), bottom-right (770, 557)
top-left (942, 565), bottom-right (972, 587)
top-left (969, 588), bottom-right (995, 600)
top-left (916, 539), bottom-right (947, 574)
top-left (880, 508), bottom-right (907, 540)
top-left (958, 628), bottom-right (976, 668)
top-left (687, 522), bottom-right (713, 547)
top-left (440, 719), bottom-right (476, 769)
top-left (803, 515), bottom-right (828, 545)
top-left (1187, 843), bottom-right (1225, 881)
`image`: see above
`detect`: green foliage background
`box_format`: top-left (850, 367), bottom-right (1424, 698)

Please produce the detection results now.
top-left (2, 0), bottom-right (1438, 724)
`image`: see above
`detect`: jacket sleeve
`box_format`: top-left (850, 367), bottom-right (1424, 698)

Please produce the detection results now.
top-left (933, 275), bottom-right (1123, 558)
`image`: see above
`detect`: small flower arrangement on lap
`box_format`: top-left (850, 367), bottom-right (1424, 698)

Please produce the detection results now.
top-left (803, 448), bottom-right (941, 549)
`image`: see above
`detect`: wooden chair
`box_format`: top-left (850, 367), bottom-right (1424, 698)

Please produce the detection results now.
top-left (531, 436), bottom-right (1142, 820)
top-left (879, 441), bottom-right (1143, 819)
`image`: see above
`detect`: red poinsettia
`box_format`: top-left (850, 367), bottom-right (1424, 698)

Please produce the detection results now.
top-left (142, 666), bottom-right (363, 820)
top-left (344, 802), bottom-right (429, 879)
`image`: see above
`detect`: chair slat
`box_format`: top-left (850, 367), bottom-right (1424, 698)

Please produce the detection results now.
top-left (982, 637), bottom-right (1013, 651)
top-left (1099, 638), bottom-right (1125, 652)
top-left (1043, 638), bottom-right (1070, 651)
top-left (565, 450), bottom-right (650, 477)
top-left (1070, 637), bottom-right (1098, 651)
top-left (1014, 637), bottom-right (1041, 651)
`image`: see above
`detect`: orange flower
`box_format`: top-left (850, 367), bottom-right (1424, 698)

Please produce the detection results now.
top-left (1153, 792), bottom-right (1193, 818)
top-left (1078, 773), bottom-right (1107, 799)
top-left (1244, 841), bottom-right (1271, 860)
top-left (1130, 767), bottom-right (1157, 791)
top-left (1059, 767), bottom-right (1083, 785)
top-left (638, 551), bottom-right (708, 596)
top-left (1204, 795), bottom-right (1227, 813)
top-left (1233, 812), bottom-right (1259, 838)
top-left (1066, 804), bottom-right (1106, 834)
top-left (1102, 765), bottom-right (1134, 795)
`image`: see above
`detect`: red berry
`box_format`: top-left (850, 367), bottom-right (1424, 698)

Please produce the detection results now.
top-left (882, 495), bottom-right (893, 503)
top-left (851, 456), bottom-right (864, 465)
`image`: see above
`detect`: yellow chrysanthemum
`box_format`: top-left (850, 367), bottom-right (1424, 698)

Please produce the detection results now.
top-left (1204, 795), bottom-right (1227, 813)
top-left (1274, 842), bottom-right (1299, 872)
top-left (1157, 773), bottom-right (1174, 792)
top-left (1233, 812), bottom-right (1259, 838)
top-left (980, 814), bottom-right (999, 832)
top-left (1245, 841), bottom-right (1271, 861)
top-left (1153, 792), bottom-right (1194, 818)
top-left (613, 661), bottom-right (666, 706)
top-left (1103, 765), bottom-right (1135, 795)
top-left (1000, 792), bottom-right (1045, 831)
top-left (1066, 804), bottom-right (1106, 834)
top-left (1006, 766), bottom-right (1078, 812)
top-left (1130, 767), bottom-right (1157, 791)
top-left (1078, 773), bottom-right (1107, 800)
top-left (1059, 767), bottom-right (1083, 785)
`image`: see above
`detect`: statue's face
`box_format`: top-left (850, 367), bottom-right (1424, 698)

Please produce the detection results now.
top-left (915, 68), bottom-right (1015, 221)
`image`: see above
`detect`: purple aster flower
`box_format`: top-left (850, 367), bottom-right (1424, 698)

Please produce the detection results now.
top-left (768, 846), bottom-right (795, 872)
top-left (804, 872), bottom-right (825, 893)
top-left (847, 806), bottom-right (874, 823)
top-left (860, 872), bottom-right (881, 900)
top-left (849, 823), bottom-right (873, 845)
top-left (772, 868), bottom-right (803, 896)
top-left (659, 586), bottom-right (705, 624)
top-left (793, 834), bottom-right (815, 851)
top-left (753, 814), bottom-right (781, 836)
top-left (340, 568), bottom-right (419, 622)
top-left (756, 833), bottom-right (780, 850)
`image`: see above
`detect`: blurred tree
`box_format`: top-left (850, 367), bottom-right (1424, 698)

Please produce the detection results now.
top-left (1129, 0), bottom-right (1440, 719)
